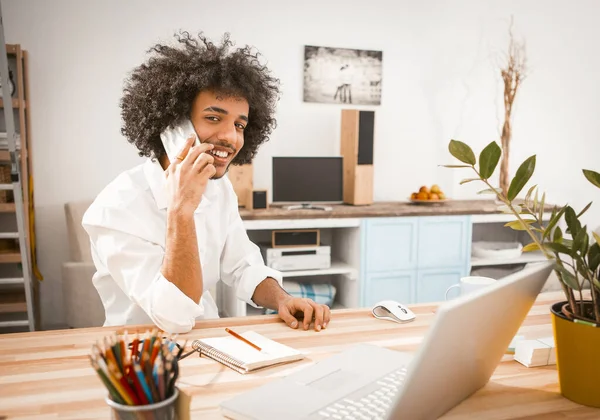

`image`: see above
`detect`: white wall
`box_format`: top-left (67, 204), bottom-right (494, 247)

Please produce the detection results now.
top-left (2, 0), bottom-right (599, 328)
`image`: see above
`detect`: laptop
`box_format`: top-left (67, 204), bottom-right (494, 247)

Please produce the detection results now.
top-left (220, 261), bottom-right (555, 420)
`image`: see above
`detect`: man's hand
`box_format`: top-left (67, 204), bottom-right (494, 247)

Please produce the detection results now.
top-left (165, 136), bottom-right (216, 215)
top-left (277, 296), bottom-right (331, 332)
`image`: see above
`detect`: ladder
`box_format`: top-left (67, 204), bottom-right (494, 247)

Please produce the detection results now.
top-left (0, 2), bottom-right (35, 331)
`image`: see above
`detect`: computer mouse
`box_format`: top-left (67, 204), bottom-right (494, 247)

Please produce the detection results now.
top-left (372, 300), bottom-right (416, 323)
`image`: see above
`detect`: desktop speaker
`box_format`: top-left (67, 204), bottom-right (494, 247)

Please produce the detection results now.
top-left (340, 109), bottom-right (374, 205)
top-left (272, 229), bottom-right (320, 248)
top-left (228, 164), bottom-right (253, 208)
top-left (250, 190), bottom-right (268, 210)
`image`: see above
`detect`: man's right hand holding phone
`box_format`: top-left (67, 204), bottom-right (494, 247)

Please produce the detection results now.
top-left (165, 136), bottom-right (216, 216)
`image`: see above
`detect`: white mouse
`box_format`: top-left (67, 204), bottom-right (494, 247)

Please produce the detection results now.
top-left (372, 300), bottom-right (416, 323)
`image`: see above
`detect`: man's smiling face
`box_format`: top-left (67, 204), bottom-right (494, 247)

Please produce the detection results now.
top-left (190, 90), bottom-right (249, 179)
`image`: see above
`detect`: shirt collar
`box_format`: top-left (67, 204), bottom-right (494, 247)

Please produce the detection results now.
top-left (143, 158), bottom-right (218, 212)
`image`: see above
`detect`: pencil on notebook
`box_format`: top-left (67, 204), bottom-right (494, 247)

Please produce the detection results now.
top-left (225, 327), bottom-right (262, 351)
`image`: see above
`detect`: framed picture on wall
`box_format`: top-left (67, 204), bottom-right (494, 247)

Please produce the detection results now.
top-left (303, 45), bottom-right (382, 106)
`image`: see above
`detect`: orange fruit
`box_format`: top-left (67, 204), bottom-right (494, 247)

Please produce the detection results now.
top-left (419, 186), bottom-right (429, 194)
top-left (416, 191), bottom-right (428, 200)
top-left (430, 193), bottom-right (439, 200)
top-left (411, 192), bottom-right (418, 200)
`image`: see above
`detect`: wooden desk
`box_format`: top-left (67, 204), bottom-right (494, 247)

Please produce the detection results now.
top-left (1, 291), bottom-right (599, 419)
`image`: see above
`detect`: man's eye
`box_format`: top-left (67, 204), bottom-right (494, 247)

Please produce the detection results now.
top-left (236, 123), bottom-right (246, 130)
top-left (206, 116), bottom-right (219, 122)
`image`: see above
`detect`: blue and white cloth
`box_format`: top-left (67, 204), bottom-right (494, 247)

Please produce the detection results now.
top-left (265, 281), bottom-right (337, 314)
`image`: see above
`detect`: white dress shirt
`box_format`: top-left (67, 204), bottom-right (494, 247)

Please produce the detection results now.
top-left (82, 158), bottom-right (282, 333)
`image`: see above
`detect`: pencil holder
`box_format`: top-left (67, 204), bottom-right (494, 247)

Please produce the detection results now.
top-left (105, 387), bottom-right (179, 420)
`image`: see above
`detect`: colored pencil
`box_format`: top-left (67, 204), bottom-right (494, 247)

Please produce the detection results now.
top-left (88, 328), bottom-right (183, 407)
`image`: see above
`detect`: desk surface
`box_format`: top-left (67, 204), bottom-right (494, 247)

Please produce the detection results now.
top-left (1, 291), bottom-right (598, 419)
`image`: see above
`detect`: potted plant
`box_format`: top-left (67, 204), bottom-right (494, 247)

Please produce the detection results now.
top-left (443, 139), bottom-right (600, 408)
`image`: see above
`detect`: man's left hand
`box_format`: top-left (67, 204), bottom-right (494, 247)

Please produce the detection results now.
top-left (277, 297), bottom-right (331, 331)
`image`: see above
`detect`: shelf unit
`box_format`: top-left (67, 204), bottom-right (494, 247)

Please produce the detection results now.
top-left (471, 251), bottom-right (547, 267)
top-left (469, 212), bottom-right (555, 279)
top-left (218, 220), bottom-right (361, 318)
top-left (0, 41), bottom-right (40, 332)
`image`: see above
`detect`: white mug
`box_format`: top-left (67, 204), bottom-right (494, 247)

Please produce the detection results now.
top-left (445, 276), bottom-right (496, 300)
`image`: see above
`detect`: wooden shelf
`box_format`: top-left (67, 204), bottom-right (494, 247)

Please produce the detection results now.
top-left (0, 290), bottom-right (27, 314)
top-left (0, 251), bottom-right (21, 263)
top-left (0, 203), bottom-right (15, 212)
top-left (279, 261), bottom-right (356, 279)
top-left (0, 98), bottom-right (24, 108)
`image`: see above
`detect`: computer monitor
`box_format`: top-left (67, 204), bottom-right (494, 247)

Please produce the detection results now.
top-left (272, 157), bottom-right (343, 211)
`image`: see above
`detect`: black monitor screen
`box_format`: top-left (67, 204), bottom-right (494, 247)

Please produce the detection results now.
top-left (272, 157), bottom-right (343, 203)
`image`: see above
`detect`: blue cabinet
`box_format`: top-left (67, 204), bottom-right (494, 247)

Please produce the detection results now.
top-left (364, 270), bottom-right (416, 308)
top-left (416, 267), bottom-right (468, 303)
top-left (363, 217), bottom-right (418, 272)
top-left (361, 215), bottom-right (472, 306)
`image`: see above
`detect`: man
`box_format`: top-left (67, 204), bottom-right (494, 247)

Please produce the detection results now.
top-left (82, 31), bottom-right (331, 334)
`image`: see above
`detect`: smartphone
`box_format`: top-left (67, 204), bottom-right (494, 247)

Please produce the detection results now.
top-left (159, 118), bottom-right (200, 163)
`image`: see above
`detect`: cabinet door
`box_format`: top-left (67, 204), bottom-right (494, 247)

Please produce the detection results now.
top-left (417, 216), bottom-right (472, 269)
top-left (416, 267), bottom-right (467, 304)
top-left (363, 217), bottom-right (418, 273)
top-left (363, 270), bottom-right (416, 307)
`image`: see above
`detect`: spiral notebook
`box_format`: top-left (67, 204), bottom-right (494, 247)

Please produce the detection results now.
top-left (192, 331), bottom-right (305, 374)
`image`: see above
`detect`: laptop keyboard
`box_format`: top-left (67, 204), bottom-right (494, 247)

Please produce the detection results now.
top-left (309, 367), bottom-right (408, 420)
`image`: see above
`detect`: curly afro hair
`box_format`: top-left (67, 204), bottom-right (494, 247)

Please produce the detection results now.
top-left (120, 31), bottom-right (281, 165)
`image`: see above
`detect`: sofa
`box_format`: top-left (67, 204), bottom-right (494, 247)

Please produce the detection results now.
top-left (62, 200), bottom-right (105, 328)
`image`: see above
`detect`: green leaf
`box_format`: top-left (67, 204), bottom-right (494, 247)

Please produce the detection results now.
top-left (545, 242), bottom-right (574, 257)
top-left (543, 205), bottom-right (567, 240)
top-left (460, 178), bottom-right (480, 185)
top-left (448, 140), bottom-right (476, 165)
top-left (555, 266), bottom-right (581, 291)
top-left (593, 277), bottom-right (600, 293)
top-left (573, 227), bottom-right (588, 256)
top-left (576, 258), bottom-right (589, 280)
top-left (562, 239), bottom-right (574, 249)
top-left (533, 189), bottom-right (539, 214)
top-left (588, 243), bottom-right (600, 272)
top-left (507, 155), bottom-right (536, 201)
top-left (441, 165), bottom-right (473, 168)
top-left (564, 206), bottom-right (581, 237)
top-left (577, 201), bottom-right (593, 219)
top-left (583, 169), bottom-right (600, 189)
top-left (538, 192), bottom-right (546, 222)
top-left (477, 188), bottom-right (499, 195)
top-left (478, 141), bottom-right (501, 179)
top-left (525, 184), bottom-right (538, 205)
top-left (553, 226), bottom-right (563, 243)
top-left (504, 219), bottom-right (536, 231)
top-left (594, 232), bottom-right (600, 246)
top-left (498, 204), bottom-right (521, 214)
top-left (522, 242), bottom-right (540, 252)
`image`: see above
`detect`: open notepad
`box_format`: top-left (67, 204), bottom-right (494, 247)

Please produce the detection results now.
top-left (192, 331), bottom-right (305, 374)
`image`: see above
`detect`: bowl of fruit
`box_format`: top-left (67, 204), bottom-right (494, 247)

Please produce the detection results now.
top-left (409, 185), bottom-right (448, 205)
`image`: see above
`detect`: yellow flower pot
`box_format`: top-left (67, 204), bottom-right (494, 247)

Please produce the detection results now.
top-left (551, 301), bottom-right (600, 408)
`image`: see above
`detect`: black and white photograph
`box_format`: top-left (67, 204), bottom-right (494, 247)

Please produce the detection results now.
top-left (303, 45), bottom-right (383, 105)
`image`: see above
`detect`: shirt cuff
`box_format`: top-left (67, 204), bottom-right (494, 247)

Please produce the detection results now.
top-left (138, 274), bottom-right (205, 334)
top-left (237, 265), bottom-right (283, 308)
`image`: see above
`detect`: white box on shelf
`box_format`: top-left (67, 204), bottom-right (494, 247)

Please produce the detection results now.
top-left (260, 244), bottom-right (331, 272)
top-left (472, 241), bottom-right (523, 260)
